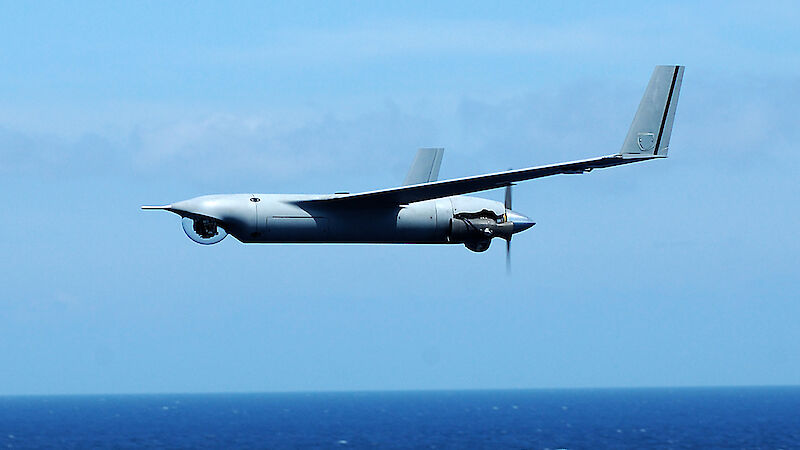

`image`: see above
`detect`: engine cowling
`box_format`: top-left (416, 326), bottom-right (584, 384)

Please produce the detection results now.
top-left (449, 215), bottom-right (513, 252)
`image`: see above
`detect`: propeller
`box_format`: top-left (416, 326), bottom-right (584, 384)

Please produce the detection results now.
top-left (504, 183), bottom-right (513, 275)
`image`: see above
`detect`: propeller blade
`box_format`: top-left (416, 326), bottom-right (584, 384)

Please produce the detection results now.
top-left (505, 182), bottom-right (513, 275)
top-left (506, 237), bottom-right (511, 275)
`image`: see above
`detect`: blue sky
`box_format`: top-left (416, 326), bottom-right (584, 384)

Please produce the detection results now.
top-left (1, 1), bottom-right (799, 394)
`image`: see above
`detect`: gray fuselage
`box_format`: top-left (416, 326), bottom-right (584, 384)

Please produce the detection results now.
top-left (166, 193), bottom-right (533, 249)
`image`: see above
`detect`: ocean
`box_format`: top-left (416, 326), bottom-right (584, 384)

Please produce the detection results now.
top-left (1, 387), bottom-right (798, 449)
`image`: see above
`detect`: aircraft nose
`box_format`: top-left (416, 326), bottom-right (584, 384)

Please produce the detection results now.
top-left (506, 210), bottom-right (536, 233)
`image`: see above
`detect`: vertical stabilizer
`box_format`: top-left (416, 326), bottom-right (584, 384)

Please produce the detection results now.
top-left (620, 65), bottom-right (684, 158)
top-left (403, 148), bottom-right (445, 185)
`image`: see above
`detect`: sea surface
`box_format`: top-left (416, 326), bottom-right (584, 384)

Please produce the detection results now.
top-left (1, 387), bottom-right (799, 449)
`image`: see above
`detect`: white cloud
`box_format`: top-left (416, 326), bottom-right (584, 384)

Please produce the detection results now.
top-left (2, 73), bottom-right (798, 190)
top-left (127, 106), bottom-right (441, 189)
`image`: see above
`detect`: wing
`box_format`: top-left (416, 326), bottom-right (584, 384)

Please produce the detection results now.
top-left (303, 65), bottom-right (683, 207)
top-left (403, 148), bottom-right (445, 186)
top-left (303, 154), bottom-right (659, 206)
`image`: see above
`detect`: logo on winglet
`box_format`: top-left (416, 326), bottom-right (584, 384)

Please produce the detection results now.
top-left (637, 133), bottom-right (655, 152)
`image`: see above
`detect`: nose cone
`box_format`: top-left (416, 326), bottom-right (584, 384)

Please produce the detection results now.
top-left (168, 195), bottom-right (234, 219)
top-left (506, 210), bottom-right (536, 234)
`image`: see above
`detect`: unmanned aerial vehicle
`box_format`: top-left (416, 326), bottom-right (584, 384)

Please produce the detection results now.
top-left (143, 65), bottom-right (684, 267)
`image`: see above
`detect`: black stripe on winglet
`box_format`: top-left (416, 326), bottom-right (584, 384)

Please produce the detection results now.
top-left (654, 66), bottom-right (680, 155)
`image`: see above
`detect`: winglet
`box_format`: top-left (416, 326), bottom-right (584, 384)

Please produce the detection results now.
top-left (403, 148), bottom-right (444, 186)
top-left (620, 65), bottom-right (684, 158)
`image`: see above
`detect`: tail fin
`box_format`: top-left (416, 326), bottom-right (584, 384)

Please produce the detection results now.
top-left (620, 65), bottom-right (684, 158)
top-left (403, 148), bottom-right (444, 185)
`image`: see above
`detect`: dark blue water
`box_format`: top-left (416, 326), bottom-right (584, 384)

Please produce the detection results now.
top-left (1, 387), bottom-right (799, 449)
